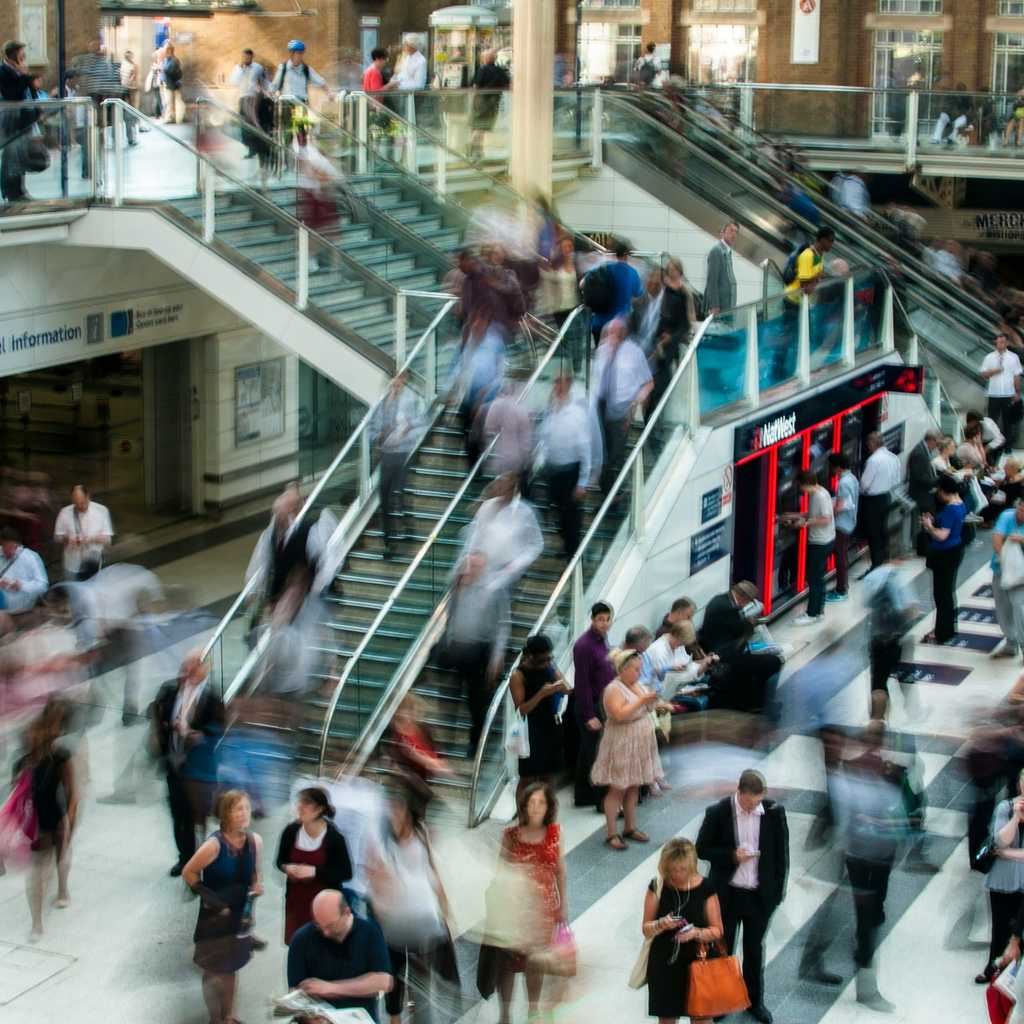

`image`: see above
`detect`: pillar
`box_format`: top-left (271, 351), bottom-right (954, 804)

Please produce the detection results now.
top-left (511, 0), bottom-right (555, 200)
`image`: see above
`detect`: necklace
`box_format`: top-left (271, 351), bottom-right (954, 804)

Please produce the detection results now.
top-left (668, 884), bottom-right (693, 965)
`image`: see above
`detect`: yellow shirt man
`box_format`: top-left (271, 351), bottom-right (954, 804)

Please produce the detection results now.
top-left (785, 245), bottom-right (824, 299)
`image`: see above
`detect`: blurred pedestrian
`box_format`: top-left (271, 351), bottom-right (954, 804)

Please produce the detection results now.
top-left (119, 50), bottom-right (139, 145)
top-left (538, 237), bottom-right (580, 325)
top-left (572, 601), bottom-right (615, 809)
top-left (982, 331), bottom-right (1023, 450)
top-left (0, 525), bottom-right (48, 625)
top-left (790, 469), bottom-right (835, 626)
top-left (863, 562), bottom-right (918, 719)
top-left (483, 373), bottom-right (533, 492)
top-left (497, 782), bottom-right (568, 1023)
top-left (921, 475), bottom-right (966, 644)
top-left (369, 784), bottom-right (459, 1024)
top-left (16, 698), bottom-right (77, 942)
top-left (648, 258), bottom-right (696, 411)
top-left (993, 498), bottom-right (1024, 660)
top-left (183, 790), bottom-right (263, 1024)
top-left (858, 432), bottom-right (902, 577)
top-left (160, 43), bottom-right (185, 124)
top-left (245, 483), bottom-right (316, 612)
top-left (591, 318), bottom-right (653, 497)
top-left (1, 40), bottom-right (34, 202)
top-left (386, 693), bottom-right (453, 788)
top-left (371, 371), bottom-right (423, 556)
top-left (510, 635), bottom-right (571, 805)
top-left (537, 375), bottom-right (591, 558)
top-left (276, 787), bottom-right (353, 945)
top-left (362, 47), bottom-right (388, 92)
top-left (640, 838), bottom-right (724, 1024)
top-left (907, 431), bottom-right (939, 553)
top-left (54, 484), bottom-right (113, 581)
top-left (592, 648), bottom-right (662, 850)
top-left (696, 770), bottom-right (788, 1024)
top-left (446, 307), bottom-right (505, 465)
top-left (151, 650), bottom-right (225, 876)
top-left (828, 451), bottom-right (859, 600)
top-left (469, 49), bottom-right (509, 159)
top-left (586, 241), bottom-right (643, 345)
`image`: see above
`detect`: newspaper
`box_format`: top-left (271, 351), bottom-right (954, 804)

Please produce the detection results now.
top-left (273, 990), bottom-right (375, 1023)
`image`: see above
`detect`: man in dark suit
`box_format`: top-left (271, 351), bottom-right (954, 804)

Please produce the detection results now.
top-left (907, 429), bottom-right (939, 555)
top-left (151, 649), bottom-right (225, 875)
top-left (704, 221), bottom-right (739, 315)
top-left (696, 770), bottom-right (789, 1024)
top-left (0, 40), bottom-right (35, 202)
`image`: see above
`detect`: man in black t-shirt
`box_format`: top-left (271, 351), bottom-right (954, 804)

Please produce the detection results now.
top-left (287, 890), bottom-right (392, 1021)
top-left (469, 49), bottom-right (509, 157)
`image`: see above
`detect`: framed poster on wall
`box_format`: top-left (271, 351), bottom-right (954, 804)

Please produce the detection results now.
top-left (791, 0), bottom-right (821, 65)
top-left (20, 1), bottom-right (47, 66)
top-left (235, 358), bottom-right (285, 446)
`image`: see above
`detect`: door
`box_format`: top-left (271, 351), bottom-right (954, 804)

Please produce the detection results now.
top-left (144, 341), bottom-right (192, 513)
top-left (360, 26), bottom-right (380, 69)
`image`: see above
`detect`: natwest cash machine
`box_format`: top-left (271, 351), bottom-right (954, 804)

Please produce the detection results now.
top-left (728, 363), bottom-right (925, 618)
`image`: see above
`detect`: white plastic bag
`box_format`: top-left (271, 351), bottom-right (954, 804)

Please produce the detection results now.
top-left (1002, 539), bottom-right (1024, 591)
top-left (504, 711), bottom-right (531, 759)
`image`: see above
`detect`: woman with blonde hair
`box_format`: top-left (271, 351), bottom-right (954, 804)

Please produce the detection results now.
top-left (641, 837), bottom-right (723, 1023)
top-left (183, 789), bottom-right (263, 1024)
top-left (592, 648), bottom-right (662, 850)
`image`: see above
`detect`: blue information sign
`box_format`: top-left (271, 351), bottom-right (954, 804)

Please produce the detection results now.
top-left (690, 521), bottom-right (730, 575)
top-left (701, 487), bottom-right (723, 524)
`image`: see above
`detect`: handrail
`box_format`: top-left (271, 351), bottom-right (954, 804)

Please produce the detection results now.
top-left (467, 313), bottom-right (715, 825)
top-left (100, 99), bottom-right (403, 311)
top-left (316, 303), bottom-right (589, 773)
top-left (598, 93), bottom-right (998, 349)
top-left (201, 293), bottom-right (458, 691)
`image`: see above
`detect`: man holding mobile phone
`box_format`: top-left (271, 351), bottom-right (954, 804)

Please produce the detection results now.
top-left (697, 770), bottom-right (789, 1024)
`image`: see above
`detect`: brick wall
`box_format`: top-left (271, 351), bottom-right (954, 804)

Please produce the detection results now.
top-left (0, 1), bottom-right (100, 86)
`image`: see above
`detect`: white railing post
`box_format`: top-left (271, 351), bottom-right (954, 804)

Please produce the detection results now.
top-left (202, 162), bottom-right (216, 243)
top-left (929, 379), bottom-right (941, 425)
top-left (631, 453), bottom-right (645, 542)
top-left (436, 145), bottom-right (447, 196)
top-left (841, 275), bottom-right (856, 369)
top-left (906, 332), bottom-right (919, 365)
top-left (881, 284), bottom-right (895, 353)
top-left (571, 560), bottom-right (586, 637)
top-left (88, 102), bottom-right (100, 192)
top-left (744, 304), bottom-right (760, 406)
top-left (685, 357), bottom-right (702, 435)
top-left (740, 84), bottom-right (754, 130)
top-left (359, 428), bottom-right (372, 501)
top-left (404, 121), bottom-right (418, 174)
top-left (357, 93), bottom-right (368, 175)
top-left (906, 89), bottom-right (919, 171)
top-left (591, 88), bottom-right (604, 170)
top-left (797, 294), bottom-right (812, 386)
top-left (426, 328), bottom-right (438, 402)
top-left (110, 104), bottom-right (123, 206)
top-left (394, 292), bottom-right (407, 368)
top-left (297, 227), bottom-right (309, 310)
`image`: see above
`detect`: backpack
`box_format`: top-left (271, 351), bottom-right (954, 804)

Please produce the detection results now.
top-left (581, 262), bottom-right (617, 316)
top-left (275, 61), bottom-right (310, 92)
top-left (636, 60), bottom-right (657, 87)
top-left (781, 244), bottom-right (810, 286)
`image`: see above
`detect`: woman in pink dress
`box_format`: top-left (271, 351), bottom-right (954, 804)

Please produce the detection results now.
top-left (592, 648), bottom-right (664, 850)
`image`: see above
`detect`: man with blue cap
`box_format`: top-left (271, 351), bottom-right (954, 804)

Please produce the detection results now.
top-left (272, 40), bottom-right (329, 141)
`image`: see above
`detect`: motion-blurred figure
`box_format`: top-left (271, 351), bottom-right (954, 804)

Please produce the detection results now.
top-left (483, 371), bottom-right (533, 493)
top-left (0, 525), bottom-right (48, 630)
top-left (446, 307), bottom-right (506, 466)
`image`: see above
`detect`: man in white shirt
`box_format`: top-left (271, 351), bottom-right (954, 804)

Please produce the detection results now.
top-left (389, 37), bottom-right (428, 92)
top-left (858, 432), bottom-right (902, 577)
top-left (120, 50), bottom-right (139, 145)
top-left (230, 47), bottom-right (267, 158)
top-left (54, 484), bottom-right (113, 580)
top-left (640, 622), bottom-right (712, 697)
top-left (792, 469), bottom-right (836, 625)
top-left (538, 375), bottom-right (593, 557)
top-left (0, 526), bottom-right (48, 620)
top-left (591, 318), bottom-right (653, 496)
top-left (981, 332), bottom-right (1023, 451)
top-left (272, 39), bottom-right (328, 144)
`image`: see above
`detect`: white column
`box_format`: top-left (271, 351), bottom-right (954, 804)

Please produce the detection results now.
top-left (511, 0), bottom-right (555, 199)
top-left (841, 275), bottom-right (856, 368)
top-left (881, 284), bottom-right (895, 353)
top-left (797, 294), bottom-right (811, 386)
top-left (591, 87), bottom-right (603, 170)
top-left (744, 304), bottom-right (760, 405)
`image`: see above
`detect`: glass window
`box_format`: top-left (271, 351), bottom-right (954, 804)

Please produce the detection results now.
top-left (872, 28), bottom-right (943, 135)
top-left (579, 21), bottom-right (643, 82)
top-left (693, 0), bottom-right (756, 11)
top-left (581, 0), bottom-right (641, 8)
top-left (688, 23), bottom-right (757, 83)
top-left (877, 0), bottom-right (942, 12)
top-left (994, 32), bottom-right (1024, 96)
top-left (999, 1), bottom-right (1024, 15)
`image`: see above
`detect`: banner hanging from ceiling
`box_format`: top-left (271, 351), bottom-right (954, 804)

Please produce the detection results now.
top-left (791, 0), bottom-right (821, 64)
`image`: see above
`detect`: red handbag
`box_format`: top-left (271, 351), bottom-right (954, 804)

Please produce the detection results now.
top-left (686, 942), bottom-right (751, 1019)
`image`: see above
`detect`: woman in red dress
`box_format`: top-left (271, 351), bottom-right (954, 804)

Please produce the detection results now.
top-left (497, 781), bottom-right (568, 1024)
top-left (274, 787), bottom-right (353, 944)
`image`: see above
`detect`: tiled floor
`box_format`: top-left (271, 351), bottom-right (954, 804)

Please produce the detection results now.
top-left (0, 534), bottom-right (1016, 1023)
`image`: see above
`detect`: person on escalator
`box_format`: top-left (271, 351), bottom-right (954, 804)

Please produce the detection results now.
top-left (704, 222), bottom-right (738, 316)
top-left (830, 170), bottom-right (870, 218)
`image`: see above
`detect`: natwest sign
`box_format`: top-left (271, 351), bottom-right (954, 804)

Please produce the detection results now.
top-left (750, 411), bottom-right (796, 452)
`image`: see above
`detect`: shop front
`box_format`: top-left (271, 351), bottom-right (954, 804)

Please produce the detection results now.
top-left (730, 363), bottom-right (924, 617)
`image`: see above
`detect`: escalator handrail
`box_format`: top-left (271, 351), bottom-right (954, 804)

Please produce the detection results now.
top-left (201, 295), bottom-right (458, 679)
top-left (599, 94), bottom-right (998, 354)
top-left (611, 90), bottom-right (1001, 336)
top-left (321, 304), bottom-right (591, 777)
top-left (467, 312), bottom-right (715, 826)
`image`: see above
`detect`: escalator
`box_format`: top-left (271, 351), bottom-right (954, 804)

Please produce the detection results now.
top-left (594, 90), bottom-right (995, 396)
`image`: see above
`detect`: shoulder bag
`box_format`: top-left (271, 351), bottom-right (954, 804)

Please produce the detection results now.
top-left (628, 876), bottom-right (663, 988)
top-left (1002, 538), bottom-right (1024, 591)
top-left (686, 941), bottom-right (751, 1019)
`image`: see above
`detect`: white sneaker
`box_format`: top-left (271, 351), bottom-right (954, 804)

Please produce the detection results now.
top-left (793, 614), bottom-right (822, 626)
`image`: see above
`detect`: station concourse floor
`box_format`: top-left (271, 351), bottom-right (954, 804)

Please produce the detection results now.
top-left (0, 523), bottom-right (1013, 1024)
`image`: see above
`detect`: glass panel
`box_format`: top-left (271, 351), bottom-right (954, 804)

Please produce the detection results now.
top-left (854, 271), bottom-right (885, 353)
top-left (115, 105), bottom-right (200, 201)
top-left (687, 24), bottom-right (758, 85)
top-left (748, 86), bottom-right (880, 144)
top-left (916, 86), bottom-right (1024, 152)
top-left (809, 277), bottom-right (846, 373)
top-left (697, 310), bottom-right (747, 413)
top-left (642, 351), bottom-right (695, 501)
top-left (205, 594), bottom-right (257, 703)
top-left (757, 293), bottom-right (799, 391)
top-left (553, 90), bottom-right (592, 161)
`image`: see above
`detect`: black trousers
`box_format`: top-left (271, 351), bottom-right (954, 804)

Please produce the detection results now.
top-left (869, 635), bottom-right (904, 694)
top-left (449, 640), bottom-right (493, 755)
top-left (860, 493), bottom-right (890, 569)
top-left (599, 409), bottom-right (629, 497)
top-left (166, 768), bottom-right (196, 867)
top-left (573, 721), bottom-right (604, 809)
top-left (805, 540), bottom-right (832, 618)
top-left (0, 139), bottom-right (26, 201)
top-left (989, 889), bottom-right (1021, 966)
top-left (709, 652), bottom-right (783, 715)
top-left (545, 462), bottom-right (583, 556)
top-left (846, 856), bottom-right (892, 968)
top-left (989, 395), bottom-right (1019, 452)
top-left (929, 545), bottom-right (961, 642)
top-left (721, 887), bottom-right (772, 1007)
top-left (379, 451), bottom-right (410, 545)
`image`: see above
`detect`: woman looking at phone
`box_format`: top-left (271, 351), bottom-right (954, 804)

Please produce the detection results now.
top-left (641, 838), bottom-right (723, 1023)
